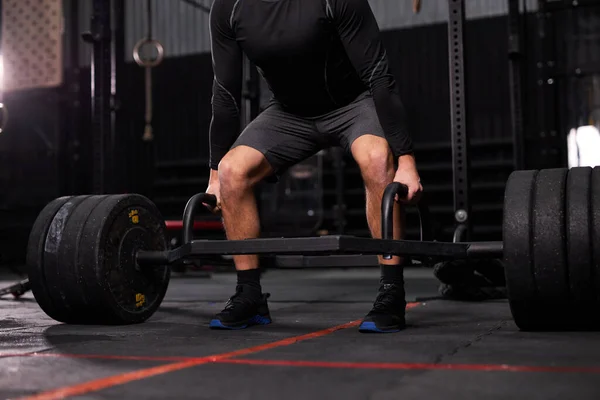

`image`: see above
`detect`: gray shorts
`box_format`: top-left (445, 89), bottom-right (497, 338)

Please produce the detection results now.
top-left (231, 91), bottom-right (386, 174)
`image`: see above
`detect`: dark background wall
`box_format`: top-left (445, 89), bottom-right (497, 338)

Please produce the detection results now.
top-left (3, 2), bottom-right (600, 269)
top-left (0, 13), bottom-right (515, 269)
top-left (101, 15), bottom-right (514, 187)
top-left (103, 15), bottom-right (516, 240)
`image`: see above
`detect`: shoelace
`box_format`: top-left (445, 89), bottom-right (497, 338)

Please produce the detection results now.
top-left (223, 287), bottom-right (260, 311)
top-left (371, 284), bottom-right (402, 312)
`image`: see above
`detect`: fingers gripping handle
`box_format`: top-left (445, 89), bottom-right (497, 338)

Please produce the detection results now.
top-left (182, 193), bottom-right (217, 244)
top-left (381, 182), bottom-right (408, 243)
top-left (382, 183), bottom-right (408, 260)
top-left (381, 182), bottom-right (433, 261)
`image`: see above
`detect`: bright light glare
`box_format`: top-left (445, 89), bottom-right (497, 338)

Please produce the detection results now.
top-left (568, 125), bottom-right (600, 168)
top-left (0, 55), bottom-right (4, 89)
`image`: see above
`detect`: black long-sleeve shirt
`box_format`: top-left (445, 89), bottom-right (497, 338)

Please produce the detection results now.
top-left (209, 0), bottom-right (413, 169)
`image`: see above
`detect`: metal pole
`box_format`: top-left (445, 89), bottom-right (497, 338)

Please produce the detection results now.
top-left (447, 0), bottom-right (471, 241)
top-left (508, 0), bottom-right (526, 170)
top-left (241, 56), bottom-right (260, 128)
top-left (113, 0), bottom-right (125, 193)
top-left (535, 0), bottom-right (562, 169)
top-left (332, 148), bottom-right (346, 234)
top-left (64, 0), bottom-right (81, 195)
top-left (83, 0), bottom-right (113, 194)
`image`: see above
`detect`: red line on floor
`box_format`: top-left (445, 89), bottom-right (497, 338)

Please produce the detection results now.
top-left (17, 300), bottom-right (419, 400)
top-left (4, 318), bottom-right (365, 366)
top-left (7, 303), bottom-right (422, 365)
top-left (214, 358), bottom-right (600, 374)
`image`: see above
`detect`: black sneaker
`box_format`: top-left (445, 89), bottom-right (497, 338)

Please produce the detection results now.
top-left (209, 285), bottom-right (272, 330)
top-left (359, 283), bottom-right (406, 333)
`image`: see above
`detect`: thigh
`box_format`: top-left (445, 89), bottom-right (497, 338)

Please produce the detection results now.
top-left (316, 92), bottom-right (387, 153)
top-left (232, 104), bottom-right (324, 175)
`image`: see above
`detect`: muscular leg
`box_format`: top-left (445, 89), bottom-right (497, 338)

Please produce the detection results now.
top-left (316, 92), bottom-right (408, 333)
top-left (351, 134), bottom-right (407, 333)
top-left (210, 102), bottom-right (322, 330)
top-left (218, 145), bottom-right (273, 271)
top-left (351, 134), bottom-right (404, 264)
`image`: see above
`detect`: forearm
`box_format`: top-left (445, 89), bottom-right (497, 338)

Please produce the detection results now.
top-left (209, 113), bottom-right (240, 170)
top-left (209, 167), bottom-right (219, 182)
top-left (208, 80), bottom-right (242, 169)
top-left (331, 0), bottom-right (414, 158)
top-left (208, 0), bottom-right (243, 170)
top-left (397, 152), bottom-right (416, 167)
top-left (371, 83), bottom-right (414, 158)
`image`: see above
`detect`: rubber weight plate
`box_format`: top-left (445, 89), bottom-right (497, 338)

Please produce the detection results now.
top-left (591, 167), bottom-right (600, 325)
top-left (77, 194), bottom-right (169, 324)
top-left (565, 167), bottom-right (596, 329)
top-left (503, 170), bottom-right (539, 330)
top-left (27, 196), bottom-right (73, 321)
top-left (533, 168), bottom-right (569, 330)
top-left (50, 196), bottom-right (110, 323)
top-left (41, 195), bottom-right (95, 322)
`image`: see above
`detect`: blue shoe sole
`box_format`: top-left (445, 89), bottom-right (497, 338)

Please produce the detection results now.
top-left (209, 315), bottom-right (272, 330)
top-left (358, 321), bottom-right (401, 333)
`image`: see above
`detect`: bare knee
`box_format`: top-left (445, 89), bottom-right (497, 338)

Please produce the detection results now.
top-left (355, 145), bottom-right (395, 189)
top-left (219, 146), bottom-right (271, 196)
top-left (219, 160), bottom-right (250, 197)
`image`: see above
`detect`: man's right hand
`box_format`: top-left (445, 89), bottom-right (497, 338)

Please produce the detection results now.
top-left (205, 169), bottom-right (222, 214)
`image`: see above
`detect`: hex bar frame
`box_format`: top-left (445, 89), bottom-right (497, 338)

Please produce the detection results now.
top-left (136, 236), bottom-right (503, 266)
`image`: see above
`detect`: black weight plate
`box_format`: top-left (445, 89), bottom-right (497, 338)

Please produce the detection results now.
top-left (26, 196), bottom-right (73, 320)
top-left (78, 194), bottom-right (169, 324)
top-left (533, 168), bottom-right (569, 330)
top-left (503, 169), bottom-right (539, 330)
top-left (53, 195), bottom-right (110, 323)
top-left (591, 167), bottom-right (600, 326)
top-left (42, 195), bottom-right (93, 322)
top-left (565, 167), bottom-right (595, 329)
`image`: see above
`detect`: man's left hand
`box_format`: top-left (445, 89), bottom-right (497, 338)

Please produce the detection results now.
top-left (394, 154), bottom-right (423, 204)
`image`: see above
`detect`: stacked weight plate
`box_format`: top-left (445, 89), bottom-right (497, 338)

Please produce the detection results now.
top-left (26, 195), bottom-right (170, 324)
top-left (503, 166), bottom-right (600, 331)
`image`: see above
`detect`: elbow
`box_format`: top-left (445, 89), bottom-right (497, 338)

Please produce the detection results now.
top-left (368, 74), bottom-right (397, 93)
top-left (212, 95), bottom-right (241, 119)
top-left (212, 104), bottom-right (240, 120)
top-left (212, 80), bottom-right (241, 115)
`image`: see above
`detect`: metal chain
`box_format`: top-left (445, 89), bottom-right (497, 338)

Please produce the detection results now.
top-left (146, 0), bottom-right (153, 39)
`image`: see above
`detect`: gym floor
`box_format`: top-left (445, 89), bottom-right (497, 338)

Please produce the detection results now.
top-left (1, 267), bottom-right (599, 400)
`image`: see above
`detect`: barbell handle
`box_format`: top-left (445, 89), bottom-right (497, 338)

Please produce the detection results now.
top-left (182, 193), bottom-right (217, 244)
top-left (381, 183), bottom-right (408, 260)
top-left (381, 182), bottom-right (433, 260)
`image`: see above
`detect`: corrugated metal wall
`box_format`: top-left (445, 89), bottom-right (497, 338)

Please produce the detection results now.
top-left (373, 0), bottom-right (538, 30)
top-left (73, 0), bottom-right (539, 65)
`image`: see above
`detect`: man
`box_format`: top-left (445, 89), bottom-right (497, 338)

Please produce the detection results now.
top-left (206, 0), bottom-right (422, 333)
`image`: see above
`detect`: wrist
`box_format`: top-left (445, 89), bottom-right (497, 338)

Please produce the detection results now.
top-left (209, 168), bottom-right (219, 181)
top-left (397, 152), bottom-right (416, 167)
